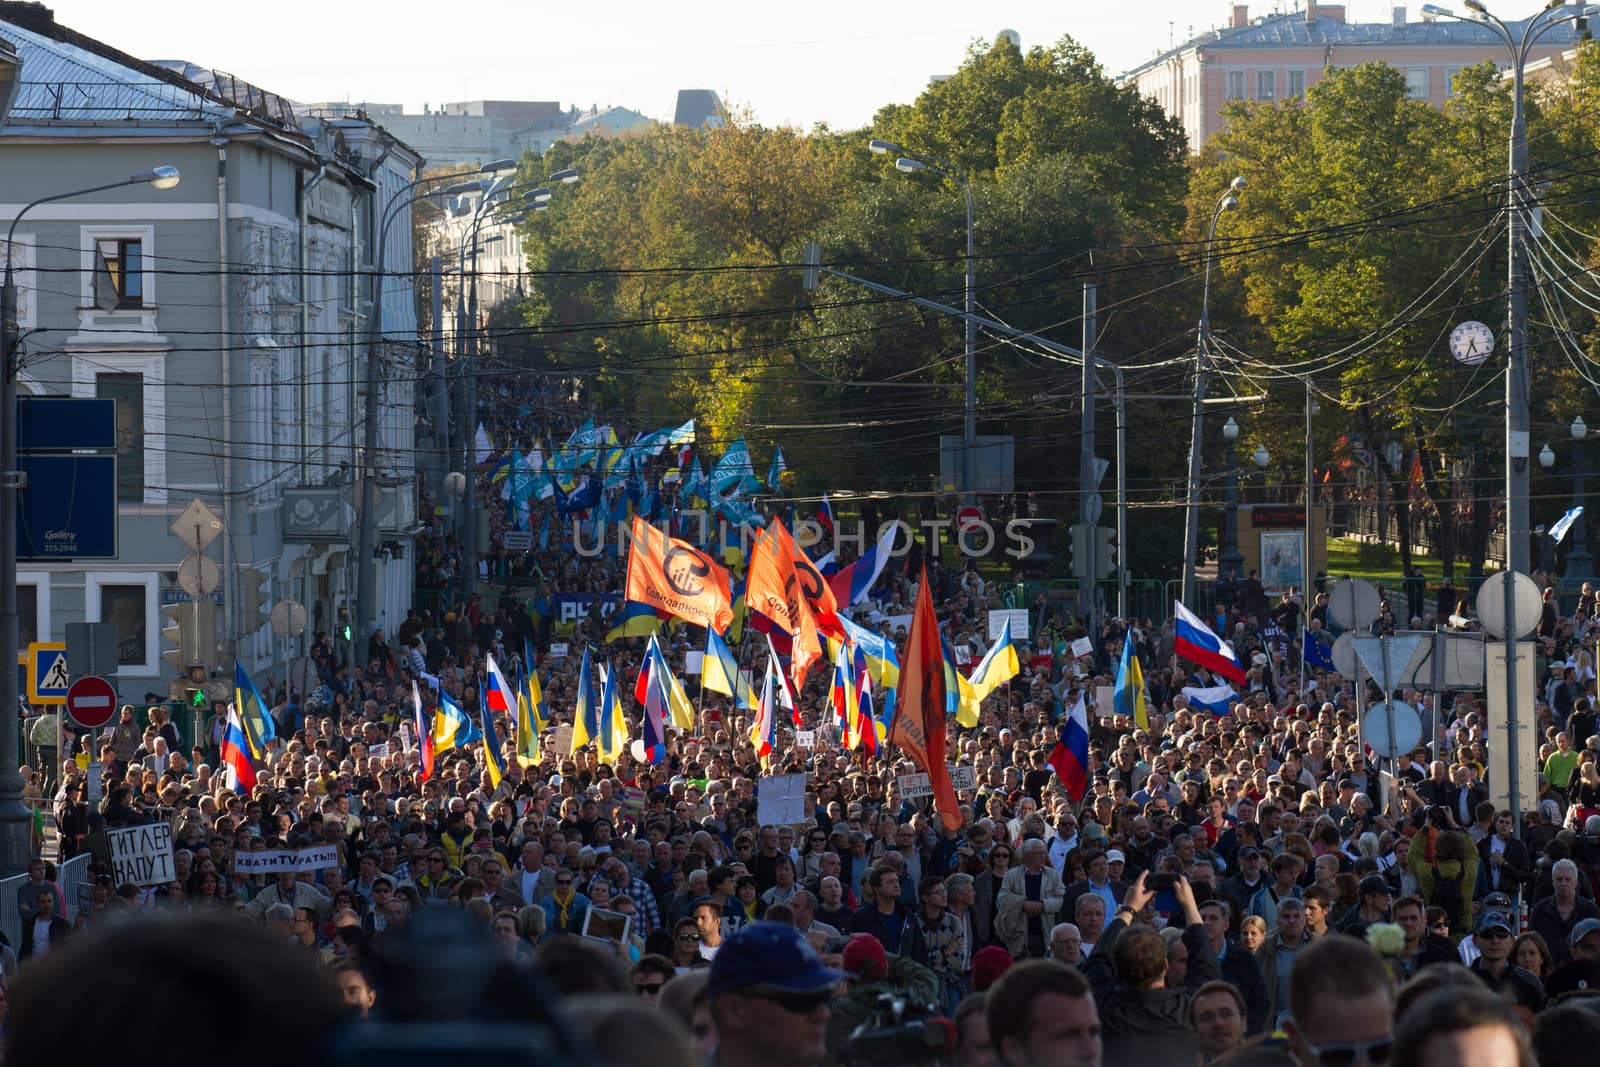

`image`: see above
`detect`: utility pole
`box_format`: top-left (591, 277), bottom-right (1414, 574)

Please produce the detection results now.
top-left (1078, 282), bottom-right (1097, 629)
top-left (1505, 46), bottom-right (1532, 577)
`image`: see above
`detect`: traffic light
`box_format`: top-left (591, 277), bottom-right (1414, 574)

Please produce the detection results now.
top-left (337, 605), bottom-right (352, 643)
top-left (240, 570), bottom-right (270, 635)
top-left (1094, 526), bottom-right (1118, 580)
top-left (1069, 523), bottom-right (1090, 579)
top-left (161, 600), bottom-right (193, 673)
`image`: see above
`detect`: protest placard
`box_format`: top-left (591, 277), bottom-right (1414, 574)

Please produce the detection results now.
top-left (369, 742), bottom-right (389, 759)
top-left (107, 822), bottom-right (174, 887)
top-left (898, 772), bottom-right (933, 799)
top-left (232, 844), bottom-right (341, 875)
top-left (988, 609), bottom-right (1030, 642)
top-left (1071, 637), bottom-right (1094, 659)
top-left (949, 765), bottom-right (977, 791)
top-left (795, 729), bottom-right (815, 748)
top-left (1095, 685), bottom-right (1117, 718)
top-left (620, 786), bottom-right (646, 818)
top-left (756, 774), bottom-right (808, 825)
top-left (555, 723), bottom-right (574, 754)
top-left (685, 651), bottom-right (704, 675)
top-left (549, 643), bottom-right (570, 659)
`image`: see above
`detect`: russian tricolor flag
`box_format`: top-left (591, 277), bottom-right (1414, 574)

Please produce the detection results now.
top-left (484, 653), bottom-right (517, 715)
top-left (220, 707), bottom-right (255, 794)
top-left (1047, 692), bottom-right (1090, 800)
top-left (828, 523), bottom-right (898, 607)
top-left (1174, 599), bottom-right (1246, 684)
top-left (1181, 684), bottom-right (1239, 717)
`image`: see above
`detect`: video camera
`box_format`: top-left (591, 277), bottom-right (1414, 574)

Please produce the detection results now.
top-left (837, 991), bottom-right (956, 1067)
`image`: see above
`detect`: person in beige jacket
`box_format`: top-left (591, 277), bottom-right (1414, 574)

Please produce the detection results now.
top-left (995, 838), bottom-right (1066, 958)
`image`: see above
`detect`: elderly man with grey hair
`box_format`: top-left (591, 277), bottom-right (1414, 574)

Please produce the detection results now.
top-left (1532, 856), bottom-right (1600, 967)
top-left (995, 838), bottom-right (1066, 958)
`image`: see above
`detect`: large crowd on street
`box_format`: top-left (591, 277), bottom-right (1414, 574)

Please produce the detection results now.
top-left (11, 406), bottom-right (1600, 1067)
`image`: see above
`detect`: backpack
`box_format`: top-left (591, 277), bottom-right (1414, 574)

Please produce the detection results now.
top-left (1430, 863), bottom-right (1465, 931)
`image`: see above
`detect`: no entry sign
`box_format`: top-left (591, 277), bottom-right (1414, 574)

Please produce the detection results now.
top-left (65, 675), bottom-right (118, 730)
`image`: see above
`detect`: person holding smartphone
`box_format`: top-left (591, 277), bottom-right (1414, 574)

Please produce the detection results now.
top-left (1078, 871), bottom-right (1220, 1063)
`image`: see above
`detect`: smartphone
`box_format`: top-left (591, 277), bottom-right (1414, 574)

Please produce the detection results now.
top-left (1147, 872), bottom-right (1178, 892)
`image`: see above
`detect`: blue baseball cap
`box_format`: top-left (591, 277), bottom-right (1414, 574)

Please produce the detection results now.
top-left (707, 921), bottom-right (846, 999)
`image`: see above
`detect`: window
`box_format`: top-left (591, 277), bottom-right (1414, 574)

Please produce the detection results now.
top-left (96, 372), bottom-right (145, 502)
top-left (1287, 69), bottom-right (1306, 97)
top-left (1445, 67), bottom-right (1463, 96)
top-left (1227, 70), bottom-right (1246, 99)
top-left (94, 238), bottom-right (143, 309)
top-left (1256, 69), bottom-right (1275, 100)
top-left (1406, 68), bottom-right (1429, 99)
top-left (87, 573), bottom-right (158, 674)
top-left (18, 584), bottom-right (37, 647)
top-left (99, 584), bottom-right (147, 667)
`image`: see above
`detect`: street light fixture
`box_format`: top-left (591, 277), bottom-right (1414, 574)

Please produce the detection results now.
top-left (1, 164), bottom-right (183, 876)
top-left (1182, 176), bottom-right (1246, 604)
top-left (867, 137), bottom-right (979, 506)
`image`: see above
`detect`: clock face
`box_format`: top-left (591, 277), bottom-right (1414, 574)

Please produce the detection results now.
top-left (1449, 320), bottom-right (1495, 365)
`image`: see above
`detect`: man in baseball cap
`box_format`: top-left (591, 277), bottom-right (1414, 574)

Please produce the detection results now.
top-left (708, 921), bottom-right (846, 1067)
top-left (1469, 909), bottom-right (1545, 1025)
top-left (1546, 917), bottom-right (1600, 998)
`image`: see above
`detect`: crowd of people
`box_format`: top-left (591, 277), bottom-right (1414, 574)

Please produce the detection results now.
top-left (13, 406), bottom-right (1600, 1064)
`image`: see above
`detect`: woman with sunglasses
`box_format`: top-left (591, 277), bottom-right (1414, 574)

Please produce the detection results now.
top-left (972, 841), bottom-right (1013, 949)
top-left (799, 827), bottom-right (829, 883)
top-left (670, 916), bottom-right (707, 973)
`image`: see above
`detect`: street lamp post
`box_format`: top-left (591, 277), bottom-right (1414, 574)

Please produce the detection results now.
top-left (1219, 416), bottom-right (1245, 584)
top-left (869, 139), bottom-right (978, 506)
top-left (0, 165), bottom-right (181, 876)
top-left (1570, 414), bottom-right (1591, 575)
top-left (1181, 176), bottom-right (1245, 605)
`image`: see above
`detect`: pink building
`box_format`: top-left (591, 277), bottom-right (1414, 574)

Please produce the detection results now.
top-left (1121, 2), bottom-right (1585, 152)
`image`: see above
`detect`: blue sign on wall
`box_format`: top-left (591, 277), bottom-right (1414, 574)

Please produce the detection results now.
top-left (16, 397), bottom-right (117, 451)
top-left (16, 454), bottom-right (118, 561)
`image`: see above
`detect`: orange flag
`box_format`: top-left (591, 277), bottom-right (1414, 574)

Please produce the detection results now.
top-left (747, 521), bottom-right (825, 686)
top-left (624, 515), bottom-right (734, 634)
top-left (783, 525), bottom-right (847, 642)
top-left (890, 563), bottom-right (960, 831)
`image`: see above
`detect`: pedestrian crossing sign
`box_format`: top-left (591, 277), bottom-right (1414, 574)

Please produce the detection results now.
top-left (29, 643), bottom-right (68, 704)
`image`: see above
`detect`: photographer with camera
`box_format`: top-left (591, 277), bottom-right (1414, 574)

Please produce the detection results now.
top-left (1078, 870), bottom-right (1219, 1062)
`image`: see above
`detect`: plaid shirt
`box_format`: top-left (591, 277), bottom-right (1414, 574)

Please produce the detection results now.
top-left (618, 874), bottom-right (661, 938)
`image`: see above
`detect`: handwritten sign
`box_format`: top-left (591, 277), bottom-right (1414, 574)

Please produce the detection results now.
top-left (1071, 637), bottom-right (1094, 659)
top-left (555, 723), bottom-right (574, 755)
top-left (233, 844), bottom-right (341, 875)
top-left (1095, 685), bottom-right (1117, 718)
top-left (898, 772), bottom-right (933, 799)
top-left (796, 729), bottom-right (816, 748)
top-left (949, 765), bottom-right (977, 791)
top-left (988, 609), bottom-right (1030, 641)
top-left (107, 822), bottom-right (175, 887)
top-left (756, 774), bottom-right (808, 825)
top-left (548, 643), bottom-right (570, 659)
top-left (685, 651), bottom-right (704, 674)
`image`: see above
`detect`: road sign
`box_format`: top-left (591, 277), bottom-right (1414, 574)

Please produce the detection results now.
top-left (16, 396), bottom-right (117, 451)
top-left (1328, 578), bottom-right (1380, 631)
top-left (956, 506), bottom-right (983, 533)
top-left (1350, 634), bottom-right (1426, 692)
top-left (177, 554), bottom-right (220, 597)
top-left (65, 621), bottom-right (118, 677)
top-left (28, 642), bottom-right (68, 704)
top-left (1082, 492), bottom-right (1103, 525)
top-left (65, 675), bottom-right (118, 729)
top-left (16, 454), bottom-right (118, 560)
top-left (171, 498), bottom-right (223, 553)
top-left (270, 599), bottom-right (308, 637)
top-left (1362, 700), bottom-right (1422, 758)
top-left (1475, 572), bottom-right (1541, 640)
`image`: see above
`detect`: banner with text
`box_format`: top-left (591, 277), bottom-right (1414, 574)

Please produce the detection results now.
top-left (232, 844), bottom-right (342, 875)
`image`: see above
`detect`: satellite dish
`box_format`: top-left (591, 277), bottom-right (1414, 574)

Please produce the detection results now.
top-left (1474, 572), bottom-right (1541, 639)
top-left (1328, 578), bottom-right (1381, 631)
top-left (1363, 700), bottom-right (1422, 758)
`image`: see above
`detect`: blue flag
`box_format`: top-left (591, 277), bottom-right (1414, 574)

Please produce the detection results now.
top-left (1552, 505), bottom-right (1585, 545)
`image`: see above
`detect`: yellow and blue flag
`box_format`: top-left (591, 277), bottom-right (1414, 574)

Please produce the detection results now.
top-left (968, 622), bottom-right (1021, 704)
top-left (572, 646), bottom-right (599, 752)
top-left (597, 662), bottom-right (629, 765)
top-left (1114, 633), bottom-right (1150, 731)
top-left (232, 661), bottom-right (276, 760)
top-left (703, 627), bottom-right (755, 709)
top-left (940, 636), bottom-right (982, 728)
top-left (479, 698), bottom-right (504, 789)
top-left (523, 639), bottom-right (549, 732)
top-left (433, 689), bottom-right (481, 755)
top-left (606, 599), bottom-right (665, 643)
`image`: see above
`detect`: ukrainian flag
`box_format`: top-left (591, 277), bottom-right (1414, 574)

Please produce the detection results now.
top-left (940, 635), bottom-right (983, 727)
top-left (1114, 633), bottom-right (1150, 731)
top-left (232, 661), bottom-right (276, 760)
top-left (606, 599), bottom-right (664, 643)
top-left (597, 663), bottom-right (629, 765)
top-left (515, 685), bottom-right (541, 767)
top-left (841, 616), bottom-right (900, 691)
top-left (572, 647), bottom-right (599, 752)
top-left (703, 628), bottom-right (755, 709)
top-left (523, 640), bottom-right (549, 732)
top-left (433, 690), bottom-right (481, 755)
top-left (645, 634), bottom-right (697, 730)
top-left (479, 700), bottom-right (504, 788)
top-left (968, 622), bottom-right (1022, 704)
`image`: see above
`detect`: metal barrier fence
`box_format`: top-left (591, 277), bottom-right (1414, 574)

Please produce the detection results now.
top-left (0, 851), bottom-right (88, 949)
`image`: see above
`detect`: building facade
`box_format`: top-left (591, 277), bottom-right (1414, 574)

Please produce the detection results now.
top-left (1122, 3), bottom-right (1585, 152)
top-left (0, 3), bottom-right (422, 700)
